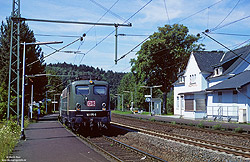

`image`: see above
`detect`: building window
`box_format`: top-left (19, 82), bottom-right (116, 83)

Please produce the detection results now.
top-left (176, 96), bottom-right (179, 110)
top-left (218, 92), bottom-right (222, 103)
top-left (178, 76), bottom-right (185, 83)
top-left (233, 90), bottom-right (238, 103)
top-left (214, 67), bottom-right (223, 76)
top-left (196, 99), bottom-right (206, 111)
top-left (190, 74), bottom-right (196, 84)
top-left (185, 99), bottom-right (194, 111)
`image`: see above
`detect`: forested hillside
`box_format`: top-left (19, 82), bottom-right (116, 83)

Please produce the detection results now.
top-left (46, 62), bottom-right (126, 95)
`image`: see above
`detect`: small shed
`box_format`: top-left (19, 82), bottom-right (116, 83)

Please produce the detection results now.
top-left (152, 98), bottom-right (162, 115)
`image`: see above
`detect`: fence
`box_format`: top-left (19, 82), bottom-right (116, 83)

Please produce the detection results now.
top-left (206, 106), bottom-right (239, 121)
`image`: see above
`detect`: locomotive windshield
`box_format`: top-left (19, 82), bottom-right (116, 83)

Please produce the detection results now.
top-left (94, 86), bottom-right (107, 95)
top-left (76, 85), bottom-right (89, 95)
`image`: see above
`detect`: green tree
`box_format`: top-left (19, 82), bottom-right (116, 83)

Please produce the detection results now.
top-left (0, 17), bottom-right (47, 117)
top-left (131, 24), bottom-right (203, 114)
top-left (0, 82), bottom-right (9, 119)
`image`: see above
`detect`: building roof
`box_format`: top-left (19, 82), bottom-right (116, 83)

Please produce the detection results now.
top-left (222, 45), bottom-right (250, 75)
top-left (220, 45), bottom-right (250, 63)
top-left (206, 70), bottom-right (250, 91)
top-left (193, 51), bottom-right (224, 73)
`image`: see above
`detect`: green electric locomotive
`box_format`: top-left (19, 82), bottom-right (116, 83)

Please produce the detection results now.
top-left (59, 80), bottom-right (111, 132)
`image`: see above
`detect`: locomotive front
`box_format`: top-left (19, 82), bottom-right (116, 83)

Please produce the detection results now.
top-left (60, 80), bottom-right (111, 132)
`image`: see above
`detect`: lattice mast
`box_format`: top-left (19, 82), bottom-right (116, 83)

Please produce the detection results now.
top-left (7, 0), bottom-right (21, 122)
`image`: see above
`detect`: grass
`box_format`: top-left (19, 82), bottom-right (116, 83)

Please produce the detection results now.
top-left (140, 112), bottom-right (150, 115)
top-left (171, 121), bottom-right (176, 125)
top-left (161, 113), bottom-right (174, 116)
top-left (0, 118), bottom-right (30, 161)
top-left (234, 127), bottom-right (244, 133)
top-left (0, 121), bottom-right (20, 160)
top-left (112, 110), bottom-right (133, 115)
top-left (197, 122), bottom-right (205, 128)
top-left (149, 118), bottom-right (156, 122)
top-left (212, 124), bottom-right (222, 130)
top-left (112, 110), bottom-right (151, 115)
top-left (0, 122), bottom-right (4, 129)
top-left (112, 110), bottom-right (173, 116)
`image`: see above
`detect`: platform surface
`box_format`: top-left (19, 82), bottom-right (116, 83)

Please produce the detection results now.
top-left (9, 119), bottom-right (109, 162)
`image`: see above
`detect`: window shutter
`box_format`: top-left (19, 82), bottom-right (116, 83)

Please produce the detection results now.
top-left (185, 99), bottom-right (194, 111)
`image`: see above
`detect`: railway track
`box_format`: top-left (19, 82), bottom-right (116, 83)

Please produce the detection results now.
top-left (113, 114), bottom-right (250, 139)
top-left (82, 135), bottom-right (167, 162)
top-left (111, 121), bottom-right (250, 159)
top-left (62, 121), bottom-right (167, 162)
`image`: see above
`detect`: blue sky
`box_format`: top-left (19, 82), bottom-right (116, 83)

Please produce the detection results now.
top-left (1, 0), bottom-right (250, 72)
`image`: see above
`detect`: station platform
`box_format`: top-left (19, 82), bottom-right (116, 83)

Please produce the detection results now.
top-left (10, 114), bottom-right (109, 162)
top-left (114, 113), bottom-right (250, 133)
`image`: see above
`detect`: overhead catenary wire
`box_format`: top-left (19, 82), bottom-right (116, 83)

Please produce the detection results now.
top-left (210, 14), bottom-right (250, 32)
top-left (202, 31), bottom-right (250, 65)
top-left (89, 0), bottom-right (126, 22)
top-left (78, 0), bottom-right (153, 65)
top-left (175, 0), bottom-right (224, 24)
top-left (210, 32), bottom-right (250, 37)
top-left (112, 0), bottom-right (226, 70)
top-left (26, 36), bottom-right (84, 67)
top-left (117, 36), bottom-right (150, 62)
top-left (74, 0), bottom-right (120, 63)
top-left (118, 34), bottom-right (150, 37)
top-left (212, 0), bottom-right (241, 31)
top-left (214, 38), bottom-right (250, 51)
top-left (124, 0), bottom-right (152, 24)
top-left (163, 0), bottom-right (170, 25)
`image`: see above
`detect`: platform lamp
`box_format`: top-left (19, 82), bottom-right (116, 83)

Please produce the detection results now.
top-left (20, 41), bottom-right (63, 140)
top-left (140, 85), bottom-right (162, 115)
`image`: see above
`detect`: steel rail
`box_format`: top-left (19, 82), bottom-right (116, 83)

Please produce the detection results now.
top-left (60, 120), bottom-right (166, 161)
top-left (113, 114), bottom-right (250, 138)
top-left (79, 135), bottom-right (123, 162)
top-left (104, 136), bottom-right (167, 162)
top-left (111, 121), bottom-right (250, 158)
top-left (59, 121), bottom-right (123, 162)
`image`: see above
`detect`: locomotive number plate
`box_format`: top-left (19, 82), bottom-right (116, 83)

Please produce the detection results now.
top-left (86, 113), bottom-right (97, 117)
top-left (87, 101), bottom-right (96, 107)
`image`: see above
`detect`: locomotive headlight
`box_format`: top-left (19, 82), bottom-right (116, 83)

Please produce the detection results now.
top-left (102, 103), bottom-right (106, 111)
top-left (76, 103), bottom-right (81, 111)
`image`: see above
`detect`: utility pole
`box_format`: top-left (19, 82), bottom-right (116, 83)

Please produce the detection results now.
top-left (115, 24), bottom-right (118, 64)
top-left (20, 41), bottom-right (62, 140)
top-left (30, 84), bottom-right (33, 119)
top-left (7, 0), bottom-right (21, 122)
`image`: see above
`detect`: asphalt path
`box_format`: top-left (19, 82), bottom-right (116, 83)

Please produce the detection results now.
top-left (9, 120), bottom-right (110, 162)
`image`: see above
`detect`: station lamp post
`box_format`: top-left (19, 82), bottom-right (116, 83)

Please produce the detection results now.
top-left (53, 94), bottom-right (61, 113)
top-left (123, 91), bottom-right (133, 111)
top-left (20, 41), bottom-right (63, 140)
top-left (115, 94), bottom-right (123, 111)
top-left (26, 74), bottom-right (53, 120)
top-left (46, 90), bottom-right (55, 114)
top-left (140, 85), bottom-right (162, 115)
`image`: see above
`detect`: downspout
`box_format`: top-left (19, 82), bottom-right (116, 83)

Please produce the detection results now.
top-left (236, 87), bottom-right (250, 100)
